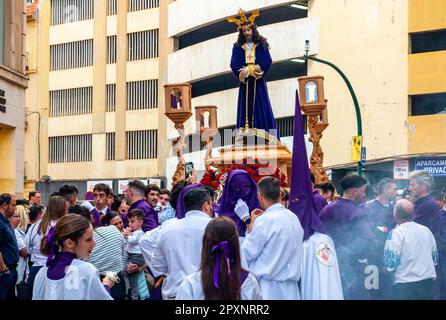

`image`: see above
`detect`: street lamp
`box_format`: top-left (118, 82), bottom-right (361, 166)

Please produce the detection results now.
top-left (303, 40), bottom-right (364, 176)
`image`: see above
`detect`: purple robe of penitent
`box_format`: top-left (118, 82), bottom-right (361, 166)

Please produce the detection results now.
top-left (215, 170), bottom-right (260, 237)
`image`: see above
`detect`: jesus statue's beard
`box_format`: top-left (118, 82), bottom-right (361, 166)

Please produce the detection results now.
top-left (245, 35), bottom-right (253, 43)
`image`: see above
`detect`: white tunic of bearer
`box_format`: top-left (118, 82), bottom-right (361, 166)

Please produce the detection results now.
top-left (139, 218), bottom-right (178, 271)
top-left (150, 210), bottom-right (211, 299)
top-left (32, 259), bottom-right (112, 300)
top-left (300, 232), bottom-right (344, 300)
top-left (241, 203), bottom-right (304, 300)
top-left (176, 271), bottom-right (263, 300)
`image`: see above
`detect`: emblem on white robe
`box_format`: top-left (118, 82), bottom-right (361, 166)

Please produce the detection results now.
top-left (315, 242), bottom-right (335, 266)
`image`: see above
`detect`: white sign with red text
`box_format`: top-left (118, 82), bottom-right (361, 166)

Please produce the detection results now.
top-left (393, 160), bottom-right (409, 180)
top-left (87, 180), bottom-right (113, 193)
top-left (118, 180), bottom-right (147, 194)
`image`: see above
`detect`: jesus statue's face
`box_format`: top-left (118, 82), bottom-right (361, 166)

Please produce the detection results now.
top-left (242, 27), bottom-right (253, 42)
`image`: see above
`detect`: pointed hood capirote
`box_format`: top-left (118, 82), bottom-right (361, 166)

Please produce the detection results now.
top-left (288, 90), bottom-right (328, 241)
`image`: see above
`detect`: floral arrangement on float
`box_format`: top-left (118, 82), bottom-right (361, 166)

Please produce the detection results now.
top-left (200, 157), bottom-right (289, 191)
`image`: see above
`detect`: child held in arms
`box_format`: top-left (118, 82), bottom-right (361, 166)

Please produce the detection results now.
top-left (123, 209), bottom-right (146, 300)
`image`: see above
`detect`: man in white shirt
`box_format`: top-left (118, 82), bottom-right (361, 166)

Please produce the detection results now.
top-left (150, 188), bottom-right (213, 300)
top-left (237, 177), bottom-right (304, 300)
top-left (384, 199), bottom-right (438, 300)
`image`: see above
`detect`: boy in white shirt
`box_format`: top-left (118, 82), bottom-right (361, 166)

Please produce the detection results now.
top-left (123, 209), bottom-right (146, 300)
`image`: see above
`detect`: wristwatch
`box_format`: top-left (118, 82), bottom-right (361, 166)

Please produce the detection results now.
top-left (245, 217), bottom-right (251, 226)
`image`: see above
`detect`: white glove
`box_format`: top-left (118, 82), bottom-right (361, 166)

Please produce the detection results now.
top-left (234, 199), bottom-right (250, 221)
top-left (81, 200), bottom-right (95, 212)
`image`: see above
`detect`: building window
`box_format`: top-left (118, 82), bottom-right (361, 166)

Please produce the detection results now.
top-left (51, 0), bottom-right (94, 26)
top-left (277, 116), bottom-right (296, 137)
top-left (107, 84), bottom-right (116, 112)
top-left (128, 0), bottom-right (159, 12)
top-left (49, 134), bottom-right (92, 163)
top-left (106, 132), bottom-right (115, 160)
top-left (50, 86), bottom-right (93, 117)
top-left (108, 0), bottom-right (117, 15)
top-left (128, 29), bottom-right (159, 61)
top-left (127, 79), bottom-right (158, 110)
top-left (107, 35), bottom-right (116, 64)
top-left (410, 93), bottom-right (446, 116)
top-left (127, 130), bottom-right (158, 159)
top-left (50, 39), bottom-right (93, 71)
top-left (411, 29), bottom-right (446, 54)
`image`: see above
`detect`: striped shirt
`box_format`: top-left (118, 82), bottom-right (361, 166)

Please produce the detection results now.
top-left (86, 226), bottom-right (126, 274)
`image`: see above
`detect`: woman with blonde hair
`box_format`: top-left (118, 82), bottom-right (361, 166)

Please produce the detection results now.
top-left (15, 204), bottom-right (29, 232)
top-left (24, 195), bottom-right (68, 291)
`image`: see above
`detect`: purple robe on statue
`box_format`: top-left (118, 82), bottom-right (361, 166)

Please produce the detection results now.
top-left (215, 170), bottom-right (260, 237)
top-left (230, 43), bottom-right (279, 138)
top-left (288, 91), bottom-right (327, 241)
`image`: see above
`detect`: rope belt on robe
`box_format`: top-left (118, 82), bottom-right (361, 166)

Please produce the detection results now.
top-left (245, 76), bottom-right (257, 130)
top-left (242, 43), bottom-right (263, 130)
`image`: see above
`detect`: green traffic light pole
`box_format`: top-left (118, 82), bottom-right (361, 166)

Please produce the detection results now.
top-left (303, 41), bottom-right (363, 176)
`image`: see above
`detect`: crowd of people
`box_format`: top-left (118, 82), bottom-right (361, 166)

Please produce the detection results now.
top-left (0, 168), bottom-right (446, 300)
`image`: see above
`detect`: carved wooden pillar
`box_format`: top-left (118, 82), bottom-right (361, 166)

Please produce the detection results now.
top-left (306, 106), bottom-right (329, 184)
top-left (164, 84), bottom-right (193, 185)
top-left (298, 76), bottom-right (329, 184)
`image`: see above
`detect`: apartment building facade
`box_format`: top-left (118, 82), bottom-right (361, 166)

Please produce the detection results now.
top-left (309, 0), bottom-right (446, 190)
top-left (0, 0), bottom-right (27, 197)
top-left (25, 0), bottom-right (167, 199)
